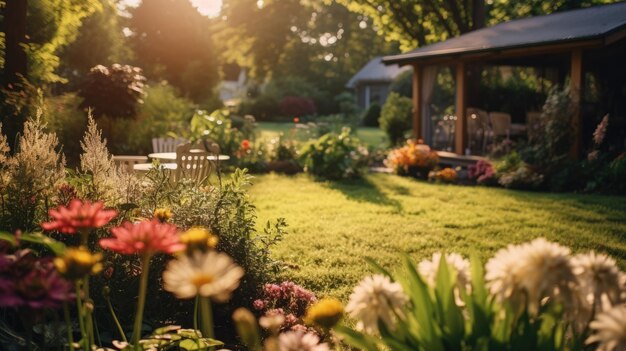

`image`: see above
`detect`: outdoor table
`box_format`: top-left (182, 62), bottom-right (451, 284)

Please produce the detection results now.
top-left (148, 152), bottom-right (230, 162)
top-left (133, 162), bottom-right (178, 172)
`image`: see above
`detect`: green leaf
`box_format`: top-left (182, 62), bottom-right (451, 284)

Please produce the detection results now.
top-left (179, 339), bottom-right (205, 351)
top-left (364, 256), bottom-right (393, 278)
top-left (333, 325), bottom-right (380, 351)
top-left (0, 232), bottom-right (17, 246)
top-left (153, 325), bottom-right (181, 335)
top-left (20, 232), bottom-right (66, 255)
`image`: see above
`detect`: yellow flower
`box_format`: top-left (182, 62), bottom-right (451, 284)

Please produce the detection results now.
top-left (180, 227), bottom-right (219, 252)
top-left (54, 247), bottom-right (103, 280)
top-left (305, 298), bottom-right (344, 329)
top-left (154, 208), bottom-right (173, 222)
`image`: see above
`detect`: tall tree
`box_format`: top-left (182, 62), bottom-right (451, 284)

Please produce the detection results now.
top-left (128, 0), bottom-right (219, 102)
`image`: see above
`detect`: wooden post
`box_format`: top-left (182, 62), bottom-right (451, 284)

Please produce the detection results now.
top-left (455, 61), bottom-right (468, 155)
top-left (412, 64), bottom-right (422, 140)
top-left (570, 49), bottom-right (583, 158)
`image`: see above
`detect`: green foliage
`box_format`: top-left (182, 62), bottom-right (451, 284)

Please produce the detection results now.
top-left (379, 92), bottom-right (412, 145)
top-left (495, 151), bottom-right (544, 190)
top-left (128, 0), bottom-right (219, 102)
top-left (362, 103), bottom-right (382, 127)
top-left (24, 0), bottom-right (101, 84)
top-left (79, 64), bottom-right (146, 119)
top-left (299, 128), bottom-right (369, 180)
top-left (189, 109), bottom-right (243, 155)
top-left (58, 0), bottom-right (131, 84)
top-left (389, 70), bottom-right (413, 99)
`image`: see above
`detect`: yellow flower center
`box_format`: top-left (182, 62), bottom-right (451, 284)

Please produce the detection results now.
top-left (191, 273), bottom-right (215, 288)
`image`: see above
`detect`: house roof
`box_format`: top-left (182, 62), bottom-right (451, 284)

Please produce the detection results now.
top-left (346, 56), bottom-right (411, 88)
top-left (383, 2), bottom-right (626, 65)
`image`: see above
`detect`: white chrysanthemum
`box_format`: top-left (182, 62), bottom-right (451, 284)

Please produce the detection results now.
top-left (163, 251), bottom-right (244, 302)
top-left (574, 252), bottom-right (625, 309)
top-left (345, 274), bottom-right (408, 335)
top-left (278, 331), bottom-right (329, 351)
top-left (419, 252), bottom-right (471, 306)
top-left (587, 305), bottom-right (626, 351)
top-left (419, 252), bottom-right (471, 289)
top-left (485, 238), bottom-right (577, 315)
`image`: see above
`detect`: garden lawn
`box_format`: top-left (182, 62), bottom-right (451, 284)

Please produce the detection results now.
top-left (249, 173), bottom-right (626, 301)
top-left (256, 122), bottom-right (387, 148)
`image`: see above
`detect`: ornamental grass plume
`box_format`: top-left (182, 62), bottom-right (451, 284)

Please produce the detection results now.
top-left (42, 199), bottom-right (117, 235)
top-left (278, 331), bottom-right (330, 351)
top-left (53, 247), bottom-right (102, 281)
top-left (485, 238), bottom-right (578, 315)
top-left (305, 297), bottom-right (344, 329)
top-left (99, 219), bottom-right (183, 255)
top-left (587, 305), bottom-right (626, 351)
top-left (345, 274), bottom-right (408, 335)
top-left (593, 114), bottom-right (609, 146)
top-left (162, 250), bottom-right (244, 301)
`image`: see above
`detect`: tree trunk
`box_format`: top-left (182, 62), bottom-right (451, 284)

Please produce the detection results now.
top-left (3, 0), bottom-right (28, 86)
top-left (471, 0), bottom-right (485, 30)
top-left (2, 0), bottom-right (29, 150)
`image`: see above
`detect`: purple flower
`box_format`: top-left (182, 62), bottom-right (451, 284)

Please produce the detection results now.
top-left (0, 250), bottom-right (73, 309)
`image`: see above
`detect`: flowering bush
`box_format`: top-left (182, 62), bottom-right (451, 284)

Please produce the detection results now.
top-left (385, 139), bottom-right (439, 178)
top-left (299, 128), bottom-right (369, 180)
top-left (331, 238), bottom-right (626, 351)
top-left (428, 167), bottom-right (458, 183)
top-left (467, 159), bottom-right (497, 185)
top-left (279, 96), bottom-right (317, 118)
top-left (252, 281), bottom-right (317, 332)
top-left (496, 151), bottom-right (544, 189)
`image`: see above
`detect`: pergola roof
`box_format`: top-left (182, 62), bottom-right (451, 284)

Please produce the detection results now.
top-left (346, 56), bottom-right (410, 88)
top-left (383, 2), bottom-right (626, 65)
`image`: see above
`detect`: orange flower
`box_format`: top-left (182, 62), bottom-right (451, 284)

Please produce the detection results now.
top-left (293, 117), bottom-right (300, 123)
top-left (42, 199), bottom-right (117, 234)
top-left (100, 219), bottom-right (184, 255)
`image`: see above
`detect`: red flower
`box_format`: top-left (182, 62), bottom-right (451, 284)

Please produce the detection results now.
top-left (99, 219), bottom-right (184, 255)
top-left (42, 199), bottom-right (117, 234)
top-left (241, 139), bottom-right (251, 151)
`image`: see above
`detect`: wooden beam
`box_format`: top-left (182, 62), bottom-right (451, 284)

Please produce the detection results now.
top-left (412, 64), bottom-right (422, 140)
top-left (455, 61), bottom-right (468, 155)
top-left (570, 49), bottom-right (583, 158)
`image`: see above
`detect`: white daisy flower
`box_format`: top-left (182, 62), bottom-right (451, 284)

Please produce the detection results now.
top-left (163, 251), bottom-right (244, 302)
top-left (587, 305), bottom-right (626, 351)
top-left (419, 252), bottom-right (471, 306)
top-left (278, 331), bottom-right (329, 351)
top-left (485, 238), bottom-right (577, 315)
top-left (345, 274), bottom-right (408, 335)
top-left (574, 252), bottom-right (625, 309)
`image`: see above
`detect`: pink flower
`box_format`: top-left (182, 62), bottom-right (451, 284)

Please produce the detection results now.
top-left (42, 199), bottom-right (117, 234)
top-left (100, 219), bottom-right (184, 255)
top-left (253, 299), bottom-right (265, 310)
top-left (593, 114), bottom-right (609, 146)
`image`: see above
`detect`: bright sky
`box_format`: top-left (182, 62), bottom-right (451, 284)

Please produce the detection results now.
top-left (122, 0), bottom-right (223, 17)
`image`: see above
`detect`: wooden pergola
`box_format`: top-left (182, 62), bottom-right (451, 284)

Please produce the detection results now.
top-left (383, 2), bottom-right (626, 156)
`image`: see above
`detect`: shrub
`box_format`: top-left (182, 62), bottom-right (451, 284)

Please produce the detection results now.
top-left (428, 167), bottom-right (458, 184)
top-left (79, 64), bottom-right (146, 118)
top-left (252, 281), bottom-right (317, 332)
top-left (467, 160), bottom-right (497, 185)
top-left (279, 96), bottom-right (317, 118)
top-left (335, 238), bottom-right (626, 351)
top-left (496, 152), bottom-right (544, 189)
top-left (189, 109), bottom-right (243, 155)
top-left (361, 103), bottom-right (381, 127)
top-left (384, 140), bottom-right (439, 178)
top-left (389, 70), bottom-right (412, 98)
top-left (299, 128), bottom-right (369, 180)
top-left (379, 92), bottom-right (412, 145)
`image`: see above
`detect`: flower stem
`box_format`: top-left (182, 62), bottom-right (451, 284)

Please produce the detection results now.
top-left (199, 297), bottom-right (214, 340)
top-left (84, 277), bottom-right (95, 348)
top-left (193, 296), bottom-right (199, 335)
top-left (63, 302), bottom-right (75, 351)
top-left (75, 282), bottom-right (88, 351)
top-left (132, 254), bottom-right (151, 349)
top-left (105, 291), bottom-right (127, 342)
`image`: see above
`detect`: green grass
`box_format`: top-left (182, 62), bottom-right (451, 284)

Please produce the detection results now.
top-left (256, 122), bottom-right (387, 148)
top-left (249, 173), bottom-right (626, 301)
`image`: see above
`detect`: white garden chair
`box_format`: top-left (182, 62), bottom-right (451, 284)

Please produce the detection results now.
top-left (152, 137), bottom-right (188, 153)
top-left (112, 155), bottom-right (149, 173)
